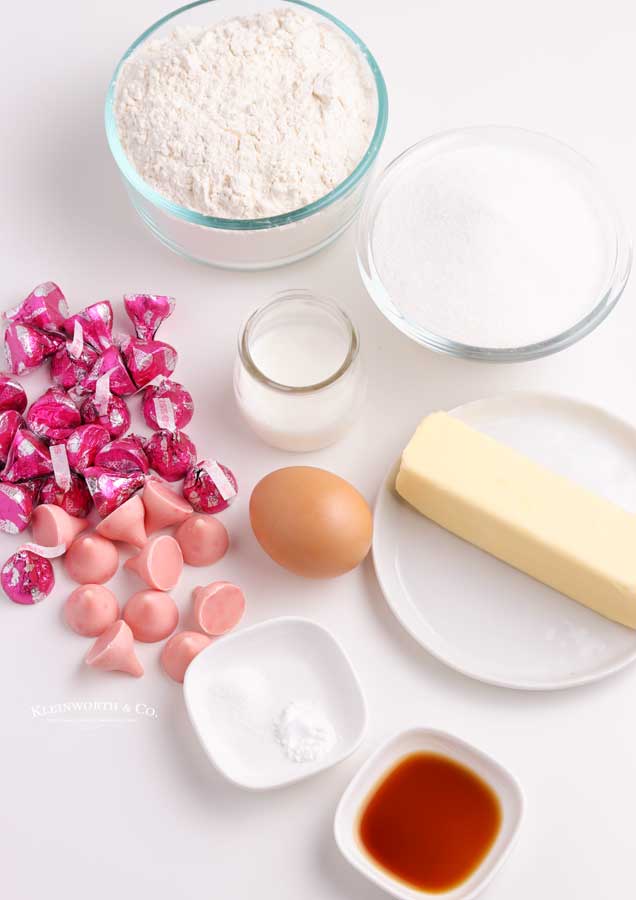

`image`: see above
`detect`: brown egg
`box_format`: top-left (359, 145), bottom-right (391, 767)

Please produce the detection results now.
top-left (249, 466), bottom-right (373, 579)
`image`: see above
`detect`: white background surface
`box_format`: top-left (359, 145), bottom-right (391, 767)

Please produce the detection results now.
top-left (1, 1), bottom-right (635, 897)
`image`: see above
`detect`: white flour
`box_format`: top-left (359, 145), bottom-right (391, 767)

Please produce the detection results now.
top-left (371, 143), bottom-right (611, 348)
top-left (115, 6), bottom-right (375, 219)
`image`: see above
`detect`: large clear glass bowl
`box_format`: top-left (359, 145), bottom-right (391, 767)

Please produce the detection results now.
top-left (105, 0), bottom-right (388, 270)
top-left (357, 126), bottom-right (632, 362)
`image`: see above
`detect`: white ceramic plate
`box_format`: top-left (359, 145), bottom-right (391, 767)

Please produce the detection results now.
top-left (373, 392), bottom-right (636, 690)
top-left (183, 617), bottom-right (367, 789)
top-left (334, 728), bottom-right (523, 900)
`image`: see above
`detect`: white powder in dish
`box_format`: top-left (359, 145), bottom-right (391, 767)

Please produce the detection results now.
top-left (273, 700), bottom-right (336, 763)
top-left (208, 666), bottom-right (337, 769)
top-left (371, 144), bottom-right (612, 348)
top-left (114, 6), bottom-right (376, 219)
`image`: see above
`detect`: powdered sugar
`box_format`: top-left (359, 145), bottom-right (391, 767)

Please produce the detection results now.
top-left (114, 6), bottom-right (376, 219)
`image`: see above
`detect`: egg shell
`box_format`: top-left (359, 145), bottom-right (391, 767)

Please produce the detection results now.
top-left (64, 532), bottom-right (119, 584)
top-left (65, 584), bottom-right (119, 636)
top-left (123, 589), bottom-right (179, 643)
top-left (249, 467), bottom-right (373, 578)
top-left (175, 515), bottom-right (228, 566)
top-left (160, 631), bottom-right (211, 683)
top-left (39, 472), bottom-right (93, 519)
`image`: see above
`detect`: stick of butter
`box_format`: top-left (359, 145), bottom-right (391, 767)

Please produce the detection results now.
top-left (395, 412), bottom-right (636, 629)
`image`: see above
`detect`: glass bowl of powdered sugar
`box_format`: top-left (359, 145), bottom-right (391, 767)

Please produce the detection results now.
top-left (357, 126), bottom-right (631, 362)
top-left (105, 0), bottom-right (388, 270)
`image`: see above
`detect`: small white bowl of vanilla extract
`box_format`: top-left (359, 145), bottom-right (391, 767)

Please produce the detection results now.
top-left (334, 727), bottom-right (523, 899)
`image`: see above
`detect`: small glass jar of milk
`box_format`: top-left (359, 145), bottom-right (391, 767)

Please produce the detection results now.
top-left (234, 290), bottom-right (365, 452)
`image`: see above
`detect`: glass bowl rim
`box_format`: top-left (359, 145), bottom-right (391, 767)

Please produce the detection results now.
top-left (357, 124), bottom-right (633, 363)
top-left (238, 289), bottom-right (360, 393)
top-left (104, 0), bottom-right (389, 232)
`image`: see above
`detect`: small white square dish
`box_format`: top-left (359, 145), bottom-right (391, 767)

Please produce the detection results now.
top-left (183, 617), bottom-right (367, 790)
top-left (334, 727), bottom-right (524, 900)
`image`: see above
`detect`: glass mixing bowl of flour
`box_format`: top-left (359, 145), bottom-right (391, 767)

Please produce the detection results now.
top-left (105, 0), bottom-right (388, 270)
top-left (357, 126), bottom-right (631, 362)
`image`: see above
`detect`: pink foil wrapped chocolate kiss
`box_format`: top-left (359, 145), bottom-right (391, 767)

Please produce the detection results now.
top-left (26, 388), bottom-right (81, 443)
top-left (182, 459), bottom-right (238, 514)
top-left (0, 375), bottom-right (27, 415)
top-left (83, 466), bottom-right (145, 519)
top-left (94, 434), bottom-right (149, 475)
top-left (4, 323), bottom-right (63, 375)
top-left (80, 394), bottom-right (131, 440)
top-left (65, 424), bottom-right (110, 473)
top-left (142, 379), bottom-right (193, 431)
top-left (22, 478), bottom-right (43, 507)
top-left (50, 340), bottom-right (99, 392)
top-left (39, 472), bottom-right (93, 518)
top-left (63, 301), bottom-right (114, 352)
top-left (2, 428), bottom-right (53, 482)
top-left (0, 482), bottom-right (34, 534)
top-left (144, 430), bottom-right (196, 482)
top-left (83, 346), bottom-right (136, 397)
top-left (4, 282), bottom-right (69, 333)
top-left (120, 338), bottom-right (177, 389)
top-left (124, 293), bottom-right (175, 341)
top-left (1, 549), bottom-right (55, 604)
top-left (0, 410), bottom-right (23, 468)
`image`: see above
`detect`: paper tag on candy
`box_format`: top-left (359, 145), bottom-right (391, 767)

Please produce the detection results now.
top-left (95, 371), bottom-right (111, 416)
top-left (204, 460), bottom-right (237, 501)
top-left (49, 443), bottom-right (71, 492)
top-left (153, 397), bottom-right (176, 432)
top-left (16, 541), bottom-right (66, 559)
top-left (68, 320), bottom-right (84, 360)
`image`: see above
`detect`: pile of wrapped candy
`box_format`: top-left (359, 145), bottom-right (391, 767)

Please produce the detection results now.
top-left (0, 281), bottom-right (236, 531)
top-left (0, 283), bottom-right (240, 665)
